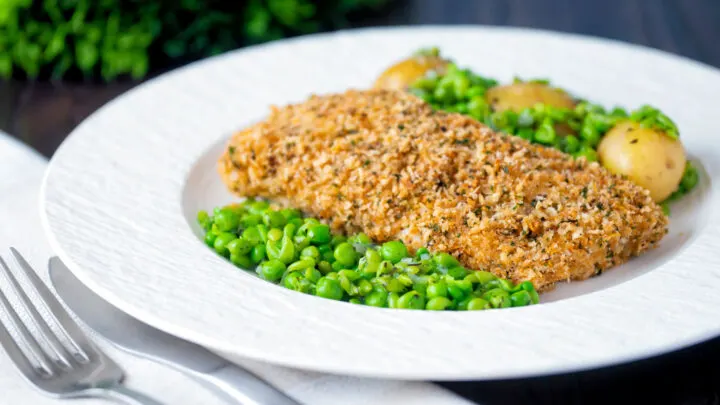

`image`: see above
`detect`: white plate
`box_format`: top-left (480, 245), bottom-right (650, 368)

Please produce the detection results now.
top-left (41, 26), bottom-right (720, 380)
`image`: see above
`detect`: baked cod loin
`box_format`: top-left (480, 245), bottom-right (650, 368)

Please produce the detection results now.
top-left (219, 89), bottom-right (668, 291)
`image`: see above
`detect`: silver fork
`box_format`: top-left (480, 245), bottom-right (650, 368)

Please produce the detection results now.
top-left (0, 248), bottom-right (163, 404)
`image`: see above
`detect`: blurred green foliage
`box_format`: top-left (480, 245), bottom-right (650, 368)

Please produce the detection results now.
top-left (0, 0), bottom-right (387, 81)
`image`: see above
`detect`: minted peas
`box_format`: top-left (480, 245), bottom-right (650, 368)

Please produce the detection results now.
top-left (258, 260), bottom-right (286, 282)
top-left (316, 277), bottom-right (344, 300)
top-left (200, 203), bottom-right (541, 310)
top-left (334, 243), bottom-right (358, 267)
top-left (426, 296), bottom-right (452, 311)
top-left (397, 291), bottom-right (425, 310)
top-left (380, 240), bottom-right (408, 264)
top-left (308, 224), bottom-right (331, 244)
top-left (213, 232), bottom-right (236, 256)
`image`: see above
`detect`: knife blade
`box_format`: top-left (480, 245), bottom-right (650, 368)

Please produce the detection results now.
top-left (48, 257), bottom-right (302, 405)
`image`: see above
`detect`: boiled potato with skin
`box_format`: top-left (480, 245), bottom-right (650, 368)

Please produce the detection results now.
top-left (486, 82), bottom-right (575, 113)
top-left (598, 120), bottom-right (686, 202)
top-left (374, 55), bottom-right (448, 90)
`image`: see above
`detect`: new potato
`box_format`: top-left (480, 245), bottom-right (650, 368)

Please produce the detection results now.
top-left (486, 82), bottom-right (576, 113)
top-left (374, 55), bottom-right (448, 91)
top-left (598, 121), bottom-right (686, 202)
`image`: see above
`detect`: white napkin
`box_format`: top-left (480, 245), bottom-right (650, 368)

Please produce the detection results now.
top-left (0, 132), bottom-right (476, 405)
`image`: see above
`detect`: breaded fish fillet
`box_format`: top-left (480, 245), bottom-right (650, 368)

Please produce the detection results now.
top-left (219, 89), bottom-right (667, 290)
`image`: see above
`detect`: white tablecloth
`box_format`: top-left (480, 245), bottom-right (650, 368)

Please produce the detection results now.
top-left (0, 132), bottom-right (475, 405)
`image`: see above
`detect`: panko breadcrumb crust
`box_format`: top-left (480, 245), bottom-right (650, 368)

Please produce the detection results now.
top-left (218, 89), bottom-right (667, 291)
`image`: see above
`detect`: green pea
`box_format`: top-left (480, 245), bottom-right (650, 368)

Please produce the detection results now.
top-left (497, 278), bottom-right (514, 291)
top-left (263, 210), bottom-right (286, 228)
top-left (315, 277), bottom-right (343, 300)
top-left (453, 75), bottom-right (470, 98)
top-left (482, 288), bottom-right (511, 308)
top-left (230, 253), bottom-right (252, 268)
top-left (289, 218), bottom-right (304, 229)
top-left (397, 291), bottom-right (425, 310)
top-left (385, 278), bottom-right (406, 293)
top-left (331, 260), bottom-right (345, 271)
top-left (454, 279), bottom-right (473, 294)
top-left (240, 213), bottom-right (262, 228)
top-left (534, 119), bottom-right (556, 145)
top-left (466, 86), bottom-right (485, 99)
top-left (287, 258), bottom-right (316, 272)
top-left (387, 292), bottom-right (401, 308)
top-left (574, 145), bottom-right (598, 162)
top-left (242, 227), bottom-right (262, 246)
top-left (467, 297), bottom-right (491, 310)
top-left (447, 284), bottom-right (465, 300)
top-left (338, 269), bottom-right (360, 282)
top-left (283, 272), bottom-right (304, 290)
top-left (334, 242), bottom-right (357, 267)
top-left (197, 210), bottom-right (211, 230)
top-left (516, 109), bottom-right (534, 128)
top-left (561, 135), bottom-right (581, 154)
top-left (250, 244), bottom-right (266, 264)
top-left (357, 279), bottom-right (373, 296)
top-left (474, 271), bottom-right (497, 285)
top-left (379, 240), bottom-right (407, 264)
top-left (359, 249), bottom-right (382, 276)
top-left (447, 266), bottom-right (468, 280)
top-left (510, 290), bottom-right (532, 307)
top-left (258, 260), bottom-right (286, 282)
top-left (266, 229), bottom-right (295, 264)
top-left (426, 296), bottom-right (452, 311)
top-left (331, 235), bottom-right (347, 248)
top-left (325, 271), bottom-right (339, 280)
top-left (415, 247), bottom-right (430, 260)
top-left (350, 232), bottom-right (372, 245)
top-left (456, 296), bottom-right (472, 311)
top-left (426, 281), bottom-right (448, 298)
top-left (318, 260), bottom-right (332, 274)
top-left (580, 124), bottom-right (600, 147)
top-left (248, 200), bottom-right (270, 215)
top-left (214, 209), bottom-right (240, 232)
top-left (267, 228), bottom-right (283, 242)
top-left (338, 273), bottom-right (357, 295)
top-left (280, 208), bottom-right (302, 221)
top-left (301, 246), bottom-right (320, 259)
top-left (433, 252), bottom-right (460, 269)
top-left (204, 232), bottom-right (217, 248)
top-left (304, 268), bottom-right (322, 283)
top-left (516, 128), bottom-right (534, 141)
top-left (227, 238), bottom-right (252, 256)
top-left (365, 290), bottom-right (388, 307)
top-left (255, 224), bottom-right (269, 243)
top-left (520, 282), bottom-right (540, 304)
top-left (681, 163), bottom-right (699, 191)
top-left (213, 232), bottom-right (236, 256)
top-left (300, 224), bottom-right (327, 244)
top-left (349, 298), bottom-right (362, 305)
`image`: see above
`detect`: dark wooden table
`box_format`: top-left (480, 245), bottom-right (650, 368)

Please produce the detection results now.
top-left (3, 1), bottom-right (720, 404)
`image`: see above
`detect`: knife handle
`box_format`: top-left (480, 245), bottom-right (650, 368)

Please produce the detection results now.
top-left (192, 364), bottom-right (303, 405)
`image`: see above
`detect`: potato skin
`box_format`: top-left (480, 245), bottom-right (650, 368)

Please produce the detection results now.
top-left (598, 121), bottom-right (686, 202)
top-left (373, 56), bottom-right (448, 90)
top-left (486, 82), bottom-right (576, 113)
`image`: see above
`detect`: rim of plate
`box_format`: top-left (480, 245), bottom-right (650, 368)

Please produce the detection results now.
top-left (41, 25), bottom-right (720, 380)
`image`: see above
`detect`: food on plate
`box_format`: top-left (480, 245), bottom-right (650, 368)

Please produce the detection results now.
top-left (218, 89), bottom-right (668, 291)
top-left (373, 47), bottom-right (449, 91)
top-left (598, 120), bottom-right (687, 202)
top-left (198, 200), bottom-right (540, 310)
top-left (401, 50), bottom-right (698, 208)
top-left (485, 82), bottom-right (576, 113)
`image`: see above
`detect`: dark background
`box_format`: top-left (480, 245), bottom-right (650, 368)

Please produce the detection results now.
top-left (4, 1), bottom-right (720, 403)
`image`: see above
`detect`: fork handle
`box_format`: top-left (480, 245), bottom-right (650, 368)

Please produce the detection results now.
top-left (94, 384), bottom-right (165, 405)
top-left (194, 364), bottom-right (302, 405)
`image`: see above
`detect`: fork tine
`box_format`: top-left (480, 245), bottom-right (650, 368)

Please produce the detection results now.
top-left (10, 249), bottom-right (93, 361)
top-left (0, 314), bottom-right (43, 378)
top-left (0, 254), bottom-right (74, 368)
top-left (0, 282), bottom-right (53, 376)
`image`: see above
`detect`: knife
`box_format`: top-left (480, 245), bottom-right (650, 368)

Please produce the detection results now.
top-left (48, 257), bottom-right (302, 405)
